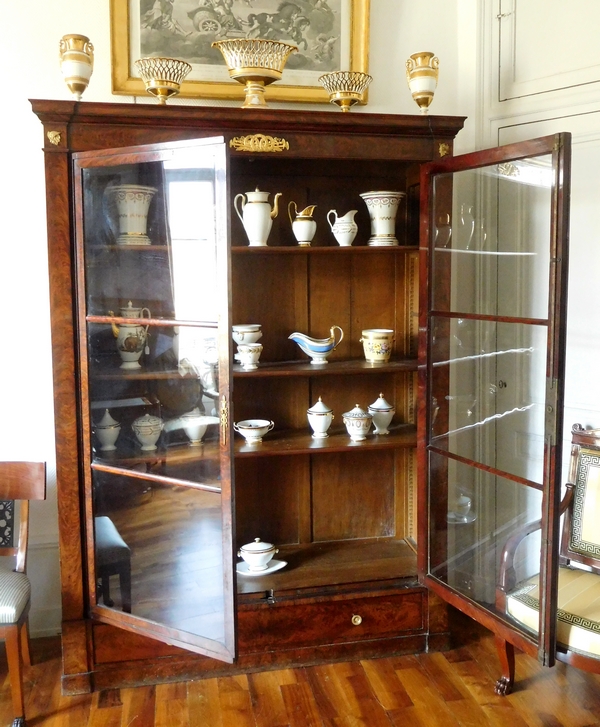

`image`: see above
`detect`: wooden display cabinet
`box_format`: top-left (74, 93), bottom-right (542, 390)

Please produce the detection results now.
top-left (31, 100), bottom-right (465, 693)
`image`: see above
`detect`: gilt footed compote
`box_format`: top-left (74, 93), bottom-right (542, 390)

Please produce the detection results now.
top-left (318, 70), bottom-right (373, 112)
top-left (212, 38), bottom-right (297, 109)
top-left (135, 57), bottom-right (192, 104)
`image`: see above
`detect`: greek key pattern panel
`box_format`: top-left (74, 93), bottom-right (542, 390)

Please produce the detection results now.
top-left (512, 587), bottom-right (600, 635)
top-left (570, 450), bottom-right (600, 557)
top-left (0, 501), bottom-right (14, 547)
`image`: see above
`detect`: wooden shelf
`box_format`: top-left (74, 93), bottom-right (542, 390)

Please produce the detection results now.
top-left (92, 424), bottom-right (416, 468)
top-left (235, 424), bottom-right (416, 456)
top-left (236, 539), bottom-right (418, 596)
top-left (232, 245), bottom-right (419, 254)
top-left (233, 358), bottom-right (418, 377)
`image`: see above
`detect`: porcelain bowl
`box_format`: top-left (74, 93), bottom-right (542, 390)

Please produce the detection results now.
top-left (232, 324), bottom-right (262, 345)
top-left (233, 418), bottom-right (274, 444)
top-left (237, 538), bottom-right (279, 571)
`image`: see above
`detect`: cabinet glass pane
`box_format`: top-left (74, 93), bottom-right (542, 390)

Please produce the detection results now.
top-left (429, 451), bottom-right (542, 636)
top-left (429, 317), bottom-right (547, 484)
top-left (431, 155), bottom-right (552, 320)
top-left (77, 139), bottom-right (232, 656)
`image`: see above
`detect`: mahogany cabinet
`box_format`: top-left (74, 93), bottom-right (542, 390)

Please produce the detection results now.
top-left (31, 99), bottom-right (469, 693)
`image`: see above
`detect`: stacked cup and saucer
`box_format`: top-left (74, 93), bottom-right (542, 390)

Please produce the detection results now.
top-left (232, 324), bottom-right (263, 370)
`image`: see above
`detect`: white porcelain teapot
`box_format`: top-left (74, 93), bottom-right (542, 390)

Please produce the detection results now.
top-left (234, 188), bottom-right (282, 246)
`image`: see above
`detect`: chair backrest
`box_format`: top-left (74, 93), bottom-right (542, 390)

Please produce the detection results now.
top-left (561, 425), bottom-right (600, 573)
top-left (0, 462), bottom-right (46, 573)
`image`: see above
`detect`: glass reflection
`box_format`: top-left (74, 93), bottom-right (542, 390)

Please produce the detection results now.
top-left (429, 452), bottom-right (542, 622)
top-left (431, 154), bottom-right (552, 321)
top-left (81, 143), bottom-right (228, 648)
top-left (430, 317), bottom-right (547, 483)
top-left (93, 472), bottom-right (225, 643)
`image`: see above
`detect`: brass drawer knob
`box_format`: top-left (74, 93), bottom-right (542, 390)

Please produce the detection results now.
top-left (351, 614), bottom-right (362, 626)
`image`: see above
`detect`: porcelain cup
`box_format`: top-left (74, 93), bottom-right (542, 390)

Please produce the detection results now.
top-left (233, 419), bottom-right (274, 444)
top-left (360, 329), bottom-right (395, 363)
top-left (237, 343), bottom-right (263, 370)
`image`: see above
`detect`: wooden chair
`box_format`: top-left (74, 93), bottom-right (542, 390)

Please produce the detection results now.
top-left (496, 424), bottom-right (600, 695)
top-left (95, 516), bottom-right (132, 613)
top-left (0, 461), bottom-right (46, 727)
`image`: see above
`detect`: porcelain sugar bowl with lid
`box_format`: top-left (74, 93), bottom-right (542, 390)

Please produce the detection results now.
top-left (237, 538), bottom-right (279, 572)
top-left (368, 393), bottom-right (395, 435)
top-left (307, 396), bottom-right (334, 438)
top-left (342, 404), bottom-right (373, 442)
top-left (132, 413), bottom-right (164, 451)
top-left (94, 409), bottom-right (121, 452)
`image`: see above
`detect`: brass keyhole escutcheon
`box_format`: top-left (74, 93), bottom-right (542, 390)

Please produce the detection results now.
top-left (351, 614), bottom-right (362, 626)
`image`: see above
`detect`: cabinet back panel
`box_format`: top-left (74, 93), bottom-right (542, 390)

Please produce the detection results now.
top-left (234, 457), bottom-right (307, 546)
top-left (233, 378), bottom-right (308, 430)
top-left (232, 255), bottom-right (308, 361)
top-left (312, 451), bottom-right (395, 541)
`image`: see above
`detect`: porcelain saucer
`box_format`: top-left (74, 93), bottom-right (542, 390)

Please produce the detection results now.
top-left (446, 511), bottom-right (477, 524)
top-left (236, 559), bottom-right (287, 576)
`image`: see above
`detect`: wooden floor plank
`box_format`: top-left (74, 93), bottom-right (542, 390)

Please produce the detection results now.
top-left (280, 680), bottom-right (324, 727)
top-left (218, 674), bottom-right (257, 727)
top-left (188, 678), bottom-right (224, 727)
top-left (120, 685), bottom-right (155, 727)
top-left (248, 668), bottom-right (298, 727)
top-left (5, 617), bottom-right (600, 725)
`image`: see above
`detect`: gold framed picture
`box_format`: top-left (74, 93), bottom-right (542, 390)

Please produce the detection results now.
top-left (110, 0), bottom-right (370, 104)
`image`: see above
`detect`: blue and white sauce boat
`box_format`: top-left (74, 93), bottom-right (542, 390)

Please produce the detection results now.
top-left (288, 325), bottom-right (344, 365)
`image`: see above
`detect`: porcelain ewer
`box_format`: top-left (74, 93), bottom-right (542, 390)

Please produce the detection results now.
top-left (288, 202), bottom-right (317, 246)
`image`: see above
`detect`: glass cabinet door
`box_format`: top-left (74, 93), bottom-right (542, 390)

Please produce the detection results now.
top-left (73, 137), bottom-right (235, 661)
top-left (419, 134), bottom-right (571, 665)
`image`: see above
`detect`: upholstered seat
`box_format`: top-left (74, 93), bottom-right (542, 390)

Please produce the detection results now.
top-left (0, 461), bottom-right (46, 727)
top-left (495, 424), bottom-right (600, 695)
top-left (0, 570), bottom-right (31, 625)
top-left (95, 516), bottom-right (132, 613)
top-left (507, 568), bottom-right (600, 658)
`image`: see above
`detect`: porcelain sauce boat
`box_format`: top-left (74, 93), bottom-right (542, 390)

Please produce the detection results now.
top-left (289, 325), bottom-right (344, 364)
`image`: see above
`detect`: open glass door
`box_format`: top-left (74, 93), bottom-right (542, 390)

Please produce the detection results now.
top-left (418, 134), bottom-right (571, 665)
top-left (73, 137), bottom-right (235, 662)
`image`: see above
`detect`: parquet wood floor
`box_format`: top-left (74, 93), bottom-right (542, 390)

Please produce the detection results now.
top-left (6, 612), bottom-right (600, 726)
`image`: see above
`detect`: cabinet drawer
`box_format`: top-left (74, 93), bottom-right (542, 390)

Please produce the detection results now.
top-left (238, 590), bottom-right (425, 653)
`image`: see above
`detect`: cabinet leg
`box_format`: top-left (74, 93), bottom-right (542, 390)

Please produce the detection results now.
top-left (494, 636), bottom-right (515, 695)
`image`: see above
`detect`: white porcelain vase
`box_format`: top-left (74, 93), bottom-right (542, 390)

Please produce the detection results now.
top-left (105, 184), bottom-right (157, 246)
top-left (359, 191), bottom-right (405, 246)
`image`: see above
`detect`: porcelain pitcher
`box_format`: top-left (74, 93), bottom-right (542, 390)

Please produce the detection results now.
top-left (110, 301), bottom-right (151, 369)
top-left (288, 202), bottom-right (317, 246)
top-left (327, 209), bottom-right (358, 246)
top-left (234, 188), bottom-right (282, 246)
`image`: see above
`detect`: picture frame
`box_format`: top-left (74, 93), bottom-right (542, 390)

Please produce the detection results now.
top-left (110, 0), bottom-right (370, 104)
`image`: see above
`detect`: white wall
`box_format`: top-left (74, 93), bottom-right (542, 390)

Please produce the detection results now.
top-left (0, 0), bottom-right (464, 635)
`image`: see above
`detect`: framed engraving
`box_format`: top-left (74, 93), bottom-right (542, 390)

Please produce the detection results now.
top-left (110, 0), bottom-right (370, 104)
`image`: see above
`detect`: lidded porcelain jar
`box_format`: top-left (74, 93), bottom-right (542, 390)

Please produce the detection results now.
top-left (94, 409), bottom-right (121, 451)
top-left (342, 404), bottom-right (372, 442)
top-left (237, 538), bottom-right (279, 572)
top-left (307, 397), bottom-right (334, 438)
top-left (181, 407), bottom-right (208, 446)
top-left (132, 413), bottom-right (163, 451)
top-left (368, 393), bottom-right (395, 435)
